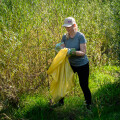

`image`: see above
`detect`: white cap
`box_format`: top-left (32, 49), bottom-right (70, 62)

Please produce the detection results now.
top-left (62, 17), bottom-right (76, 27)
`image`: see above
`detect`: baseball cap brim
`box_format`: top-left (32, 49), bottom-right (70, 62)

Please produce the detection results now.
top-left (62, 24), bottom-right (72, 27)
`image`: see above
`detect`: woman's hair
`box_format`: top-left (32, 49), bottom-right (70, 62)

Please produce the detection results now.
top-left (66, 24), bottom-right (78, 40)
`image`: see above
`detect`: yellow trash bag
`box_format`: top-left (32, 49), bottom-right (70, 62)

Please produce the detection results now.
top-left (47, 48), bottom-right (74, 103)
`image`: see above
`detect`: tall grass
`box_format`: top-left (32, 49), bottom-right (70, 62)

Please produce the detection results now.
top-left (0, 0), bottom-right (120, 110)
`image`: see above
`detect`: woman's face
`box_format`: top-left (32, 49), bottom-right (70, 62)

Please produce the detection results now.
top-left (65, 25), bottom-right (74, 34)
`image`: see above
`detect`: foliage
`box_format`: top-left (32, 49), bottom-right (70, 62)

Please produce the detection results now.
top-left (0, 0), bottom-right (120, 117)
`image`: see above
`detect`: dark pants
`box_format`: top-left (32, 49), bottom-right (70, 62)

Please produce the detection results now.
top-left (59, 63), bottom-right (91, 106)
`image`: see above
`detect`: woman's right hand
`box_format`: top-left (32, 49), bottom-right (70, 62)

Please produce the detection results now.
top-left (55, 42), bottom-right (65, 52)
top-left (60, 43), bottom-right (65, 48)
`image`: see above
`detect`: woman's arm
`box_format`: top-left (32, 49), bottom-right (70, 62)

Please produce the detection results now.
top-left (75, 43), bottom-right (86, 56)
top-left (60, 43), bottom-right (86, 57)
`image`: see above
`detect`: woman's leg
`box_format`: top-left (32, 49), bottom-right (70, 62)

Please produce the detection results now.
top-left (71, 63), bottom-right (91, 107)
top-left (78, 63), bottom-right (91, 106)
top-left (59, 98), bottom-right (64, 105)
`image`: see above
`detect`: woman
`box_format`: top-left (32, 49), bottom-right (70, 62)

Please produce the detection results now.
top-left (59, 17), bottom-right (91, 109)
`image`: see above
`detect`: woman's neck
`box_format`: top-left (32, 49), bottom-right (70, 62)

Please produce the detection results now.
top-left (69, 31), bottom-right (77, 38)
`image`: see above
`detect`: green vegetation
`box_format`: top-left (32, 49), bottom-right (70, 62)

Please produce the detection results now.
top-left (0, 66), bottom-right (120, 120)
top-left (0, 0), bottom-right (120, 119)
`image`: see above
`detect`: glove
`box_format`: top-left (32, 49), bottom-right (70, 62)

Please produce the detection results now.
top-left (55, 42), bottom-right (64, 52)
top-left (67, 48), bottom-right (76, 56)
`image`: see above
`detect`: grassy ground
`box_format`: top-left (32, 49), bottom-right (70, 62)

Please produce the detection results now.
top-left (0, 65), bottom-right (120, 120)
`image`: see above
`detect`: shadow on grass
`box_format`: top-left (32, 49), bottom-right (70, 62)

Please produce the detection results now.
top-left (21, 105), bottom-right (57, 120)
top-left (1, 79), bottom-right (120, 120)
top-left (13, 94), bottom-right (94, 120)
top-left (13, 95), bottom-right (58, 120)
top-left (13, 97), bottom-right (88, 120)
top-left (92, 79), bottom-right (120, 120)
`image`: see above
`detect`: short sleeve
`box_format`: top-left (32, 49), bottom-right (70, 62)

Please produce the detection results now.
top-left (79, 33), bottom-right (87, 44)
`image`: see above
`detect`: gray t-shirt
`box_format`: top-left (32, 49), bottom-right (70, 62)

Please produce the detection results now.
top-left (61, 32), bottom-right (89, 66)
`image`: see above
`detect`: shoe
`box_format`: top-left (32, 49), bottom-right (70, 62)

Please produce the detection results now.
top-left (58, 102), bottom-right (64, 106)
top-left (59, 98), bottom-right (64, 105)
top-left (86, 104), bottom-right (93, 111)
top-left (51, 101), bottom-right (64, 108)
